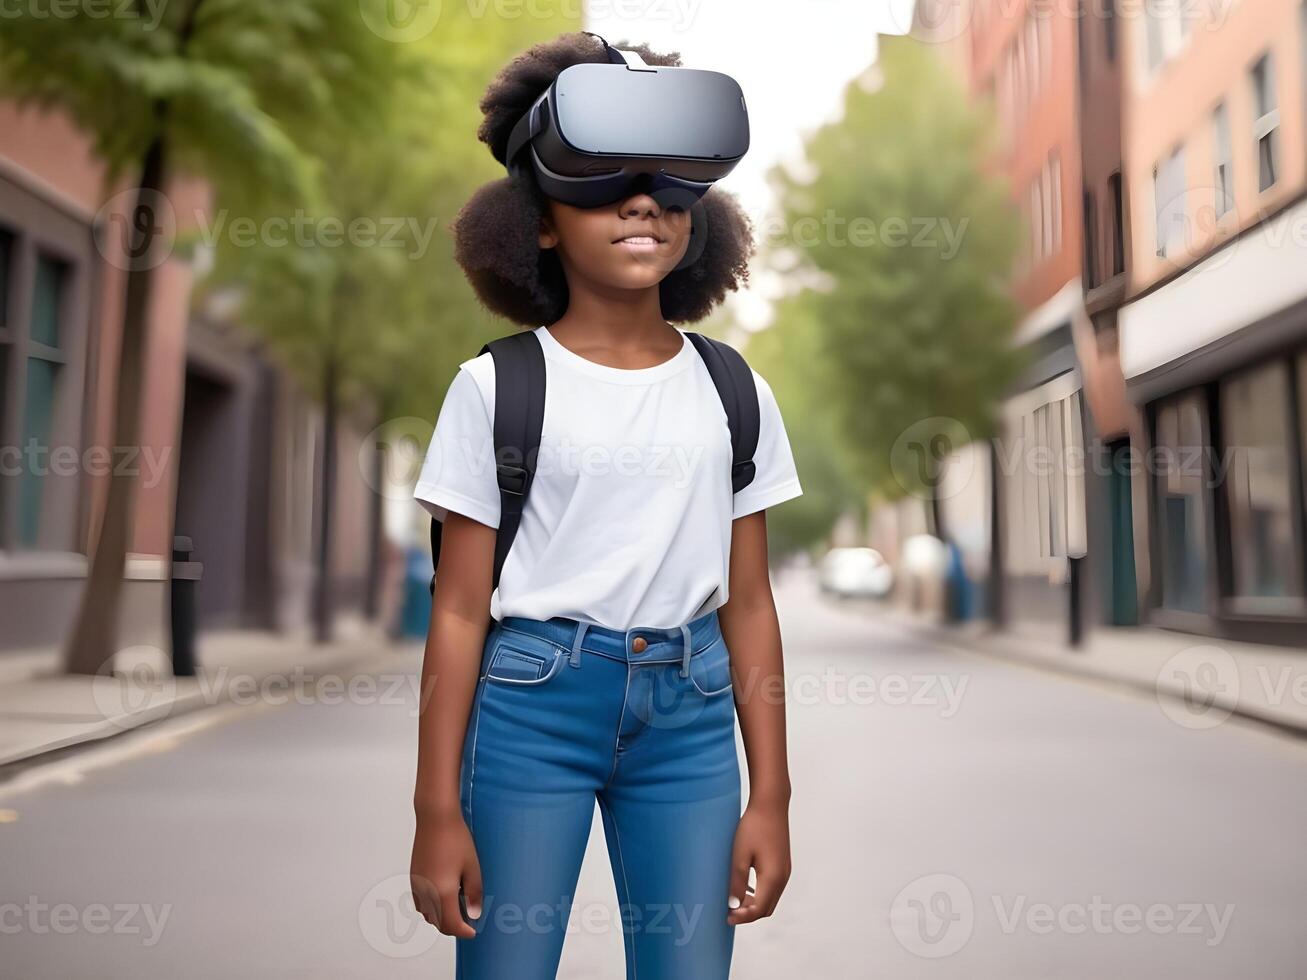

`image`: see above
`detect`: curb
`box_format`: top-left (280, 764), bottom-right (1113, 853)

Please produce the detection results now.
top-left (0, 643), bottom-right (395, 776)
top-left (888, 616), bottom-right (1307, 740)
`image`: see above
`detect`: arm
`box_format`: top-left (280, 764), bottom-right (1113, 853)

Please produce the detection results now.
top-left (410, 512), bottom-right (497, 938)
top-left (717, 509), bottom-right (793, 925)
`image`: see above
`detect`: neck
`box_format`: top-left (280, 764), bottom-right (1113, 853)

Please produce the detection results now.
top-left (550, 282), bottom-right (676, 351)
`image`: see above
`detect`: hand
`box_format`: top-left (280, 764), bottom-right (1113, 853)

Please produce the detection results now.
top-left (727, 800), bottom-right (791, 925)
top-left (411, 808), bottom-right (483, 939)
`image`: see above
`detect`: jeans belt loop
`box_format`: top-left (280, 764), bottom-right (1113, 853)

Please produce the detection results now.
top-left (679, 623), bottom-right (692, 678)
top-left (569, 621), bottom-right (589, 668)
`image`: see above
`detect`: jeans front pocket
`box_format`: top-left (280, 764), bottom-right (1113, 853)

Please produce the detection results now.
top-left (483, 632), bottom-right (566, 687)
top-left (687, 634), bottom-right (734, 697)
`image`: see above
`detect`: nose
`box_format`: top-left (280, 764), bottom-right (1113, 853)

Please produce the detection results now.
top-left (618, 191), bottom-right (661, 219)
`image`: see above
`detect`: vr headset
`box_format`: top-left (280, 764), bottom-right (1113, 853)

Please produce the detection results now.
top-left (503, 36), bottom-right (750, 208)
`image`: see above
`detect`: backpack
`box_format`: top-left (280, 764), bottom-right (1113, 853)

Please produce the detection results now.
top-left (429, 329), bottom-right (761, 598)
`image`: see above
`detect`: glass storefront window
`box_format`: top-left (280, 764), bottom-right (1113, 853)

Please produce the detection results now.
top-left (1154, 392), bottom-right (1208, 613)
top-left (1221, 362), bottom-right (1298, 602)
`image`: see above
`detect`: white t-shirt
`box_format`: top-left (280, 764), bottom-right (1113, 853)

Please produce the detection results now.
top-left (414, 324), bottom-right (802, 630)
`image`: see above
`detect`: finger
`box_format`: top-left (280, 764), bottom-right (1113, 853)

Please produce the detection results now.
top-left (727, 864), bottom-right (760, 924)
top-left (439, 885), bottom-right (477, 939)
top-left (410, 874), bottom-right (439, 927)
top-left (463, 859), bottom-right (484, 921)
top-left (753, 864), bottom-right (789, 918)
top-left (727, 850), bottom-right (752, 917)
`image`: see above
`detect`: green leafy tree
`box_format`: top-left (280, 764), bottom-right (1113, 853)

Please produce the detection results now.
top-left (741, 298), bottom-right (864, 559)
top-left (0, 1), bottom-right (396, 673)
top-left (771, 36), bottom-right (1023, 542)
top-left (203, 13), bottom-right (579, 640)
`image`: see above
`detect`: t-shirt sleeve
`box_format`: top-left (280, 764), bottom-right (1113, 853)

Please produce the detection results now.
top-left (732, 368), bottom-right (803, 519)
top-left (414, 365), bottom-right (501, 529)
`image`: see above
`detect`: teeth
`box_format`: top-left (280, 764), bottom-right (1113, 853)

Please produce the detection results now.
top-left (621, 236), bottom-right (657, 244)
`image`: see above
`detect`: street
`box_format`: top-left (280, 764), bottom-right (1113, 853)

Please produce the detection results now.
top-left (3, 575), bottom-right (1306, 979)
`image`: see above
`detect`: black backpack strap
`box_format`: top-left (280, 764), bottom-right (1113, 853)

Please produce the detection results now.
top-left (482, 331), bottom-right (547, 590)
top-left (684, 332), bottom-right (760, 494)
top-left (429, 330), bottom-right (546, 597)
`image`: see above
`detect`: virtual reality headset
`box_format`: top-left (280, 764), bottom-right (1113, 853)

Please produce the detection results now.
top-left (503, 37), bottom-right (750, 208)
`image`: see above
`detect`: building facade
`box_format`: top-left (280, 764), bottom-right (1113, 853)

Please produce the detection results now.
top-left (0, 102), bottom-right (377, 660)
top-left (1118, 0), bottom-right (1307, 645)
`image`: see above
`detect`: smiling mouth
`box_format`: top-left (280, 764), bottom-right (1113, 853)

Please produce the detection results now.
top-left (613, 234), bottom-right (664, 245)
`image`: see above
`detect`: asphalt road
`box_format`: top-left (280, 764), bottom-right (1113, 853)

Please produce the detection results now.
top-left (3, 574), bottom-right (1306, 978)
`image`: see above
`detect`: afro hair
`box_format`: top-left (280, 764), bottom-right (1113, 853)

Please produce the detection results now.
top-left (451, 32), bottom-right (754, 327)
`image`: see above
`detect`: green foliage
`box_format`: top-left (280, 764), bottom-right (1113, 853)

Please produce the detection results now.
top-left (202, 9), bottom-right (580, 423)
top-left (0, 0), bottom-right (395, 204)
top-left (741, 299), bottom-right (865, 558)
top-left (769, 36), bottom-right (1023, 504)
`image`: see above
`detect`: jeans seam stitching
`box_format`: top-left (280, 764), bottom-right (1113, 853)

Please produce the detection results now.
top-left (604, 663), bottom-right (632, 789)
top-left (599, 795), bottom-right (639, 980)
top-left (464, 677), bottom-right (490, 839)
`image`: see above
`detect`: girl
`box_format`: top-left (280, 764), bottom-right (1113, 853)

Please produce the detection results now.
top-left (410, 32), bottom-right (802, 980)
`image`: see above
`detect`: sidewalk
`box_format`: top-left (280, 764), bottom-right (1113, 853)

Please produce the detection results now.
top-left (0, 619), bottom-right (405, 769)
top-left (895, 611), bottom-right (1307, 736)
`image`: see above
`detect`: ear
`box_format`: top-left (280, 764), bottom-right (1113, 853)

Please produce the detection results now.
top-left (538, 209), bottom-right (559, 250)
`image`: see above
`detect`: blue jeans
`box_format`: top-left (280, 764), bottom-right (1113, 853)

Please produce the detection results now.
top-left (456, 609), bottom-right (741, 980)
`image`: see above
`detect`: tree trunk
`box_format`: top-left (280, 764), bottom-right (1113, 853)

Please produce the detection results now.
top-left (313, 356), bottom-right (338, 644)
top-left (63, 139), bottom-right (168, 676)
top-left (363, 426), bottom-right (385, 622)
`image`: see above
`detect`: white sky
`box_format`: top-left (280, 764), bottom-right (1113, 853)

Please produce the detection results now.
top-left (585, 0), bottom-right (918, 328)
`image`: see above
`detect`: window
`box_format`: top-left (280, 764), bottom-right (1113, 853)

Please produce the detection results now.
top-left (1153, 146), bottom-right (1185, 257)
top-left (1154, 392), bottom-right (1209, 613)
top-left (1221, 363), bottom-right (1299, 601)
top-left (1144, 0), bottom-right (1194, 74)
top-left (1251, 54), bottom-right (1279, 192)
top-left (1213, 102), bottom-right (1234, 218)
top-left (1083, 190), bottom-right (1099, 286)
top-left (1145, 0), bottom-right (1166, 72)
top-left (17, 254), bottom-right (68, 547)
top-left (1108, 172), bottom-right (1125, 275)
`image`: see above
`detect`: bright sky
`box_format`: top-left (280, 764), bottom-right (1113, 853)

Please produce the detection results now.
top-left (585, 0), bottom-right (918, 328)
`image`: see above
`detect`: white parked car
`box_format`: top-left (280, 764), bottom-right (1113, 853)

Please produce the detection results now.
top-left (817, 547), bottom-right (894, 599)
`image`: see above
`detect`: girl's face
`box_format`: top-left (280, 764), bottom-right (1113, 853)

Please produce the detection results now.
top-left (540, 190), bottom-right (693, 292)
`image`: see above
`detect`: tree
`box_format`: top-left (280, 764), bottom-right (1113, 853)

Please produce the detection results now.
top-left (740, 298), bottom-right (864, 559)
top-left (0, 1), bottom-right (396, 673)
top-left (770, 36), bottom-right (1023, 544)
top-left (202, 12), bottom-right (579, 641)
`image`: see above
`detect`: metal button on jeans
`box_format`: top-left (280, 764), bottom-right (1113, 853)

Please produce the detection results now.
top-left (631, 636), bottom-right (648, 653)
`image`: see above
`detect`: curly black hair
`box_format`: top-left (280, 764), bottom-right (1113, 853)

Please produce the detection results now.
top-left (452, 32), bottom-right (754, 327)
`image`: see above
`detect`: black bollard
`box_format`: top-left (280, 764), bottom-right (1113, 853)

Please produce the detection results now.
top-left (170, 535), bottom-right (203, 677)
